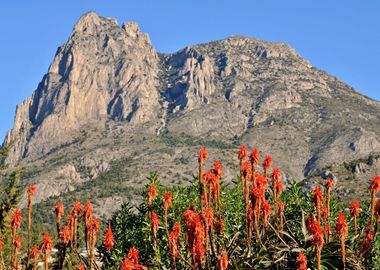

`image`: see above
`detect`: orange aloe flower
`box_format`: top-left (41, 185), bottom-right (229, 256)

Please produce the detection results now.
top-left (59, 225), bottom-right (71, 244)
top-left (213, 160), bottom-right (223, 179)
top-left (84, 202), bottom-right (93, 222)
top-left (255, 172), bottom-right (268, 190)
top-left (72, 201), bottom-right (82, 216)
top-left (306, 213), bottom-right (317, 235)
top-left (84, 202), bottom-right (93, 250)
top-left (120, 257), bottom-right (147, 270)
top-left (27, 184), bottom-right (37, 196)
top-left (202, 208), bottom-right (214, 231)
top-left (151, 212), bottom-right (160, 234)
top-left (312, 186), bottom-right (323, 208)
top-left (312, 186), bottom-right (323, 223)
top-left (55, 200), bottom-right (64, 217)
top-left (369, 175), bottom-right (380, 192)
top-left (335, 212), bottom-right (348, 269)
top-left (271, 167), bottom-right (281, 182)
top-left (88, 217), bottom-right (100, 235)
top-left (249, 148), bottom-right (260, 166)
top-left (182, 207), bottom-right (205, 267)
top-left (121, 258), bottom-right (134, 270)
top-left (262, 155), bottom-right (272, 176)
top-left (194, 240), bottom-right (205, 267)
top-left (182, 207), bottom-right (197, 246)
top-left (321, 205), bottom-right (328, 221)
top-left (361, 222), bottom-right (375, 256)
top-left (87, 217), bottom-right (100, 269)
top-left (204, 170), bottom-right (215, 185)
top-left (30, 245), bottom-right (40, 258)
top-left (169, 231), bottom-right (180, 261)
top-left (40, 232), bottom-right (53, 270)
top-left (198, 146), bottom-right (208, 165)
top-left (169, 222), bottom-right (181, 263)
top-left (162, 192), bottom-right (173, 241)
top-left (325, 178), bottom-right (334, 189)
top-left (10, 208), bottom-right (22, 230)
top-left (150, 212), bottom-right (160, 253)
top-left (14, 235), bottom-right (21, 248)
top-left (173, 222), bottom-right (181, 236)
top-left (369, 176), bottom-right (380, 224)
top-left (148, 185), bottom-right (157, 206)
top-left (349, 200), bottom-right (360, 217)
top-left (198, 146), bottom-right (207, 183)
top-left (217, 249), bottom-right (228, 270)
top-left (163, 192), bottom-right (172, 209)
top-left (70, 201), bottom-right (82, 250)
top-left (311, 221), bottom-right (324, 270)
top-left (127, 246), bottom-right (139, 264)
top-left (241, 161), bottom-right (252, 180)
top-left (271, 167), bottom-right (282, 206)
top-left (55, 200), bottom-right (64, 233)
top-left (295, 252), bottom-right (307, 270)
top-left (201, 174), bottom-right (211, 207)
top-left (198, 146), bottom-right (208, 211)
top-left (211, 162), bottom-right (223, 210)
top-left (10, 208), bottom-right (22, 254)
top-left (261, 199), bottom-right (271, 229)
top-left (104, 223), bottom-right (114, 250)
top-left (238, 145), bottom-right (248, 164)
top-left (349, 200), bottom-right (360, 234)
top-left (249, 148), bottom-right (260, 187)
top-left (40, 232), bottom-right (53, 253)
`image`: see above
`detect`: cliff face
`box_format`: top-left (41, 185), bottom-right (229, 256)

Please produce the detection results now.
top-left (5, 13), bottom-right (161, 163)
top-left (4, 12), bottom-right (380, 216)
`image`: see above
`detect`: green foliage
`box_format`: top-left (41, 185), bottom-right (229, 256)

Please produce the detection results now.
top-left (0, 172), bottom-right (22, 233)
top-left (99, 172), bottom-right (369, 269)
top-left (0, 147), bottom-right (23, 258)
top-left (0, 145), bottom-right (7, 171)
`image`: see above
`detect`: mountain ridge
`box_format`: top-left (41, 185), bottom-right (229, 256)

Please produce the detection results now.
top-left (3, 12), bottom-right (380, 216)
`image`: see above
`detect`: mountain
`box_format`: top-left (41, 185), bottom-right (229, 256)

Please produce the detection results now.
top-left (3, 12), bottom-right (380, 218)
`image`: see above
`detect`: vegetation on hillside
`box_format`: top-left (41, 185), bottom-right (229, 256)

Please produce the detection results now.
top-left (1, 146), bottom-right (380, 269)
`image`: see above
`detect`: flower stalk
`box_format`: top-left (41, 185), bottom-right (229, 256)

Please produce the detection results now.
top-left (27, 185), bottom-right (37, 262)
top-left (336, 212), bottom-right (348, 270)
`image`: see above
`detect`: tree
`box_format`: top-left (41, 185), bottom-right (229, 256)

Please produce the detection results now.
top-left (0, 145), bottom-right (22, 240)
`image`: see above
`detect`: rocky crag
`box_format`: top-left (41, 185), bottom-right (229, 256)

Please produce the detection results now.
top-left (4, 12), bottom-right (380, 219)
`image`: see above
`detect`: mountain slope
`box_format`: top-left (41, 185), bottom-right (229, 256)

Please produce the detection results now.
top-left (3, 12), bottom-right (380, 216)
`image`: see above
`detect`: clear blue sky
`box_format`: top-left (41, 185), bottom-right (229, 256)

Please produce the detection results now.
top-left (0, 1), bottom-right (379, 142)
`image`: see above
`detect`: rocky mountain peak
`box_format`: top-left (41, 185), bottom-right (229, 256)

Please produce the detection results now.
top-left (5, 13), bottom-right (161, 164)
top-left (72, 12), bottom-right (118, 34)
top-left (4, 13), bottom-right (380, 213)
top-left (122, 22), bottom-right (140, 37)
